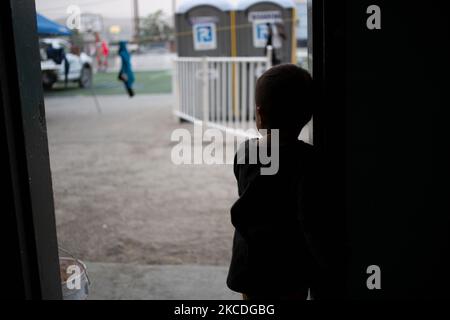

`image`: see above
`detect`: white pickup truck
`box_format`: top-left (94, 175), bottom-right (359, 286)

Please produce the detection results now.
top-left (40, 38), bottom-right (93, 89)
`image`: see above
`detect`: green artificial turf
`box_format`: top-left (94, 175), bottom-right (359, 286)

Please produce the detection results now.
top-left (45, 70), bottom-right (172, 96)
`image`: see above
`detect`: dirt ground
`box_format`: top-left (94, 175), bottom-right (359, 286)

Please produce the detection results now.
top-left (45, 94), bottom-right (237, 266)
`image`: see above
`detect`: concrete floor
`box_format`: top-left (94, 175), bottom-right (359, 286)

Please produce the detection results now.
top-left (45, 93), bottom-right (239, 299)
top-left (86, 262), bottom-right (240, 300)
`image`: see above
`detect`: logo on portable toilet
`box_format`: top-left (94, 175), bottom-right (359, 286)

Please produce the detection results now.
top-left (193, 22), bottom-right (217, 51)
top-left (250, 11), bottom-right (283, 48)
top-left (255, 23), bottom-right (269, 45)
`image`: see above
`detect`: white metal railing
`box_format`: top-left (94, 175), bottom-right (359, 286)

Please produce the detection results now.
top-left (173, 49), bottom-right (273, 137)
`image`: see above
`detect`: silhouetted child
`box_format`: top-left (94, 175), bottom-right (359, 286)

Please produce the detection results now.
top-left (227, 64), bottom-right (318, 300)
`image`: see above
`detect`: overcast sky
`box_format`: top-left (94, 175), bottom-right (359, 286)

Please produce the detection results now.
top-left (35, 0), bottom-right (175, 20)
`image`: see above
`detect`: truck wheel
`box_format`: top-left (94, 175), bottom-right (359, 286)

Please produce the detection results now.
top-left (79, 66), bottom-right (93, 88)
top-left (42, 71), bottom-right (56, 90)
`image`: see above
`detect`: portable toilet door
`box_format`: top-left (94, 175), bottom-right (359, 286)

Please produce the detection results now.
top-left (175, 0), bottom-right (234, 57)
top-left (234, 0), bottom-right (297, 64)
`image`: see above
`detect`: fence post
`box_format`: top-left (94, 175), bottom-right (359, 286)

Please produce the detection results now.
top-left (172, 59), bottom-right (180, 115)
top-left (266, 45), bottom-right (273, 69)
top-left (202, 57), bottom-right (209, 124)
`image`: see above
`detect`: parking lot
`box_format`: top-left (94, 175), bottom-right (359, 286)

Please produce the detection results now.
top-left (45, 93), bottom-right (239, 299)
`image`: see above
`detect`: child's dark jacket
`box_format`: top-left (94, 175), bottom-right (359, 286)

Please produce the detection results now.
top-left (227, 138), bottom-right (319, 295)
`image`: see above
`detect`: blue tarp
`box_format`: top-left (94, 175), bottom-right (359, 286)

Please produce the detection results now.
top-left (37, 13), bottom-right (72, 36)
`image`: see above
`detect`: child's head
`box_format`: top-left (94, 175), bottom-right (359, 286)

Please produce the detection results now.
top-left (255, 64), bottom-right (314, 137)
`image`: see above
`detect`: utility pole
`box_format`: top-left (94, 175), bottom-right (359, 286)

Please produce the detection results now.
top-left (133, 0), bottom-right (140, 43)
top-left (172, 0), bottom-right (177, 14)
top-left (172, 0), bottom-right (177, 52)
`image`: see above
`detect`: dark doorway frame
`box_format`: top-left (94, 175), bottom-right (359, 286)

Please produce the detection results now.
top-left (0, 0), bottom-right (345, 300)
top-left (0, 0), bottom-right (61, 299)
top-left (308, 0), bottom-right (346, 298)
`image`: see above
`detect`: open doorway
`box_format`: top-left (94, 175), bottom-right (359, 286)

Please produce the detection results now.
top-left (32, 0), bottom-right (312, 300)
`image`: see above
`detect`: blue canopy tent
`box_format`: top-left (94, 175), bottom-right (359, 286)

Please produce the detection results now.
top-left (36, 13), bottom-right (72, 36)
